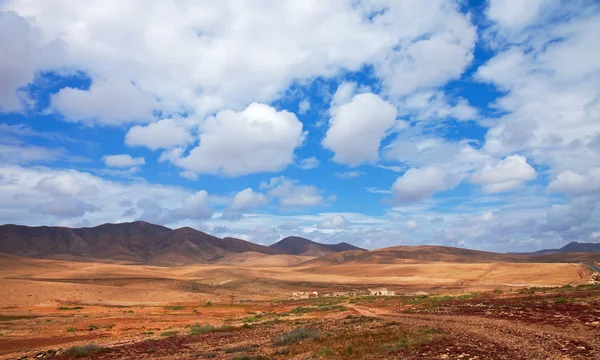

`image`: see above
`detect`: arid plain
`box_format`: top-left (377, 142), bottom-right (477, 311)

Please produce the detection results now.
top-left (1, 222), bottom-right (600, 359)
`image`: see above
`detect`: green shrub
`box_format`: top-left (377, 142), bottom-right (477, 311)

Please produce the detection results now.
top-left (66, 327), bottom-right (78, 333)
top-left (189, 324), bottom-right (215, 335)
top-left (165, 306), bottom-right (184, 310)
top-left (57, 306), bottom-right (84, 311)
top-left (160, 330), bottom-right (179, 337)
top-left (274, 327), bottom-right (319, 346)
top-left (63, 344), bottom-right (110, 357)
top-left (87, 324), bottom-right (99, 331)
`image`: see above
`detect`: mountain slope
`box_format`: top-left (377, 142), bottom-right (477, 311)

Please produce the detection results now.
top-left (301, 245), bottom-right (532, 266)
top-left (269, 236), bottom-right (365, 256)
top-left (528, 241), bottom-right (600, 256)
top-left (0, 221), bottom-right (279, 264)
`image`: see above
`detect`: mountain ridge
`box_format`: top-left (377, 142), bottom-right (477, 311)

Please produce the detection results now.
top-left (0, 222), bottom-right (359, 263)
top-left (268, 236), bottom-right (365, 256)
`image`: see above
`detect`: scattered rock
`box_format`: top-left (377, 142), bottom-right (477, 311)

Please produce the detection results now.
top-left (34, 351), bottom-right (46, 358)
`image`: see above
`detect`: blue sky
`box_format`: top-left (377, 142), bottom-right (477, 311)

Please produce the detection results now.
top-left (1, 0), bottom-right (599, 252)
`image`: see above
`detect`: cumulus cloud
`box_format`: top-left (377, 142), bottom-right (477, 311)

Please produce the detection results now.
top-left (0, 10), bottom-right (62, 112)
top-left (51, 78), bottom-right (158, 125)
top-left (222, 188), bottom-right (268, 221)
top-left (318, 215), bottom-right (350, 229)
top-left (261, 176), bottom-right (324, 208)
top-left (391, 167), bottom-right (457, 203)
top-left (102, 154), bottom-right (145, 168)
top-left (486, 0), bottom-right (550, 29)
top-left (476, 7), bottom-right (600, 176)
top-left (125, 118), bottom-right (193, 150)
top-left (323, 93), bottom-right (397, 166)
top-left (1, 1), bottom-right (477, 125)
top-left (470, 155), bottom-right (536, 193)
top-left (548, 168), bottom-right (600, 197)
top-left (176, 103), bottom-right (305, 176)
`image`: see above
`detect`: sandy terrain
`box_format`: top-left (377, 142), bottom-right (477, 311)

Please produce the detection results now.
top-left (0, 254), bottom-right (596, 359)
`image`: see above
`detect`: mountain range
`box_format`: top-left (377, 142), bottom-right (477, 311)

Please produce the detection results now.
top-left (1, 221), bottom-right (598, 265)
top-left (0, 221), bottom-right (363, 264)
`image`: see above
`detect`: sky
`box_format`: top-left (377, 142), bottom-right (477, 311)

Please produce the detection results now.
top-left (1, 0), bottom-right (599, 252)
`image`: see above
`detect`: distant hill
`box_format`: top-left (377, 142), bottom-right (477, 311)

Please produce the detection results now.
top-left (269, 236), bottom-right (365, 256)
top-left (301, 245), bottom-right (532, 266)
top-left (0, 221), bottom-right (281, 264)
top-left (528, 241), bottom-right (600, 256)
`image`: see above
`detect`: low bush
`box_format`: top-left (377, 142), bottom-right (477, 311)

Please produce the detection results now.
top-left (274, 327), bottom-right (319, 346)
top-left (62, 344), bottom-right (110, 357)
top-left (160, 330), bottom-right (179, 337)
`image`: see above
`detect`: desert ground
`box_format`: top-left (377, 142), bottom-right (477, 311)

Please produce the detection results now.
top-left (0, 254), bottom-right (598, 359)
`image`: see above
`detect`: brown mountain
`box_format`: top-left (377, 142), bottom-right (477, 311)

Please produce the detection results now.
top-left (527, 241), bottom-right (600, 256)
top-left (0, 221), bottom-right (281, 264)
top-left (301, 245), bottom-right (533, 266)
top-left (268, 236), bottom-right (365, 257)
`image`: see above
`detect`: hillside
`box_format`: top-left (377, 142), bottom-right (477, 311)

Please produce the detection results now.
top-left (269, 236), bottom-right (365, 256)
top-left (0, 221), bottom-right (280, 264)
top-left (528, 241), bottom-right (600, 256)
top-left (301, 245), bottom-right (533, 266)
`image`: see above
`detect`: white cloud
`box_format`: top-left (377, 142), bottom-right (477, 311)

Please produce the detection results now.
top-left (391, 167), bottom-right (457, 204)
top-left (261, 176), bottom-right (324, 208)
top-left (542, 197), bottom-right (598, 232)
top-left (486, 0), bottom-right (550, 29)
top-left (405, 220), bottom-right (418, 230)
top-left (222, 188), bottom-right (267, 220)
top-left (51, 78), bottom-right (158, 125)
top-left (297, 156), bottom-right (319, 170)
top-left (36, 173), bottom-right (97, 196)
top-left (323, 93), bottom-right (397, 166)
top-left (174, 190), bottom-right (213, 220)
top-left (479, 212), bottom-right (494, 222)
top-left (590, 231), bottom-right (600, 240)
top-left (179, 171), bottom-right (198, 181)
top-left (0, 165), bottom-right (214, 225)
top-left (103, 154), bottom-right (145, 168)
top-left (298, 98), bottom-right (310, 114)
top-left (318, 215), bottom-right (350, 229)
top-left (399, 91), bottom-right (477, 121)
top-left (125, 118), bottom-right (193, 150)
top-left (476, 8), bottom-right (600, 178)
top-left (176, 103), bottom-right (305, 176)
top-left (0, 10), bottom-right (62, 112)
top-left (377, 15), bottom-right (476, 98)
top-left (548, 168), bottom-right (600, 197)
top-left (2, 1), bottom-right (476, 123)
top-left (158, 147), bottom-right (185, 164)
top-left (470, 155), bottom-right (536, 193)
top-left (335, 171), bottom-right (365, 179)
